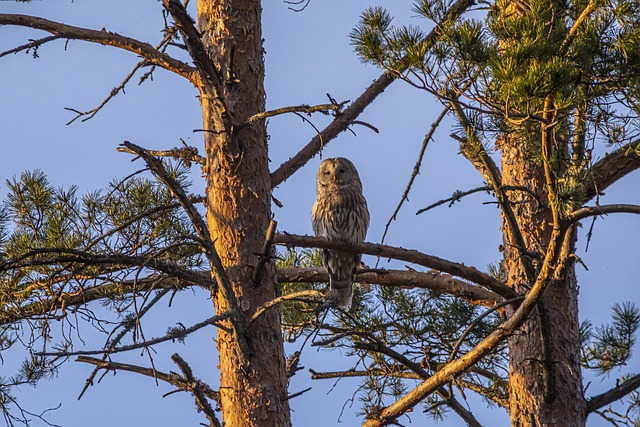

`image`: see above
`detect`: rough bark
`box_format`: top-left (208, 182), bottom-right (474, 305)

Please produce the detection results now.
top-left (197, 1), bottom-right (290, 426)
top-left (500, 140), bottom-right (586, 426)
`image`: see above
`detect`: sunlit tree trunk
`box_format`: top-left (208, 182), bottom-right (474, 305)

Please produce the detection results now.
top-left (197, 1), bottom-right (291, 426)
top-left (501, 139), bottom-right (586, 426)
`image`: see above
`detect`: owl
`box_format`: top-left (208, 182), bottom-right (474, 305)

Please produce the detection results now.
top-left (311, 157), bottom-right (369, 310)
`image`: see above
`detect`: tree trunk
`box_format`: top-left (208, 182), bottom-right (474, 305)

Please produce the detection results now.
top-left (500, 141), bottom-right (586, 426)
top-left (197, 1), bottom-right (291, 426)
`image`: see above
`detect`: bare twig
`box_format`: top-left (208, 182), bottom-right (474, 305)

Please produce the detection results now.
top-left (381, 105), bottom-right (450, 244)
top-left (236, 102), bottom-right (347, 131)
top-left (416, 185), bottom-right (542, 215)
top-left (568, 204), bottom-right (640, 223)
top-left (37, 312), bottom-right (231, 357)
top-left (171, 353), bottom-right (222, 427)
top-left (0, 34), bottom-right (62, 58)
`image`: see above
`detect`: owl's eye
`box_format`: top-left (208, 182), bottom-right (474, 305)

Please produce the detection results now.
top-left (324, 171), bottom-right (331, 175)
top-left (338, 169), bottom-right (345, 173)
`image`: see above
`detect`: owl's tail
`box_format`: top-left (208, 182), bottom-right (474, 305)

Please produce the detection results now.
top-left (327, 278), bottom-right (353, 310)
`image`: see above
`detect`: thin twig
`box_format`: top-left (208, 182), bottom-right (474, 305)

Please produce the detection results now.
top-left (236, 102), bottom-right (347, 131)
top-left (0, 34), bottom-right (62, 58)
top-left (252, 219), bottom-right (278, 287)
top-left (171, 353), bottom-right (222, 427)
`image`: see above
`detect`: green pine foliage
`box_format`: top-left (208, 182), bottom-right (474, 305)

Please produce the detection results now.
top-left (0, 161), bottom-right (204, 421)
top-left (351, 0), bottom-right (640, 216)
top-left (279, 248), bottom-right (508, 418)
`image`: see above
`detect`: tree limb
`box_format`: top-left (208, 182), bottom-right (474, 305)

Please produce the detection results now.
top-left (274, 233), bottom-right (516, 299)
top-left (269, 0), bottom-right (476, 187)
top-left (582, 139), bottom-right (640, 203)
top-left (236, 102), bottom-right (347, 131)
top-left (586, 373), bottom-right (640, 413)
top-left (38, 312), bottom-right (231, 357)
top-left (0, 14), bottom-right (197, 82)
top-left (360, 224), bottom-right (573, 427)
top-left (277, 267), bottom-right (503, 307)
top-left (568, 204), bottom-right (640, 223)
top-left (76, 355), bottom-right (220, 403)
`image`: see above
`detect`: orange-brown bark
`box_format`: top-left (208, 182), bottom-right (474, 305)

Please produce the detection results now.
top-left (197, 1), bottom-right (290, 426)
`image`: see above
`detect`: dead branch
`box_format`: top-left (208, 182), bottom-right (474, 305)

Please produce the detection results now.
top-left (76, 355), bottom-right (220, 402)
top-left (568, 204), bottom-right (640, 223)
top-left (269, 0), bottom-right (476, 187)
top-left (0, 34), bottom-right (62, 58)
top-left (37, 312), bottom-right (231, 357)
top-left (171, 353), bottom-right (222, 427)
top-left (0, 14), bottom-right (196, 82)
top-left (277, 267), bottom-right (503, 307)
top-left (274, 233), bottom-right (516, 299)
top-left (381, 105), bottom-right (450, 244)
top-left (117, 143), bottom-right (205, 166)
top-left (236, 102), bottom-right (347, 131)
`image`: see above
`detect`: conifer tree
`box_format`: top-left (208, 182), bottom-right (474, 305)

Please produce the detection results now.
top-left (1, 1), bottom-right (639, 427)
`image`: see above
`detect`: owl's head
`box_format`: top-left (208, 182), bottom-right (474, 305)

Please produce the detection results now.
top-left (316, 157), bottom-right (363, 192)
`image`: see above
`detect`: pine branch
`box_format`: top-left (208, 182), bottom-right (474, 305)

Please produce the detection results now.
top-left (355, 338), bottom-right (483, 427)
top-left (274, 233), bottom-right (516, 299)
top-left (277, 267), bottom-right (503, 307)
top-left (568, 204), bottom-right (640, 223)
top-left (269, 0), bottom-right (476, 187)
top-left (587, 373), bottom-right (640, 413)
top-left (0, 34), bottom-right (62, 58)
top-left (359, 224), bottom-right (574, 427)
top-left (37, 312), bottom-right (231, 357)
top-left (171, 353), bottom-right (222, 427)
top-left (0, 14), bottom-right (196, 82)
top-left (583, 139), bottom-right (640, 203)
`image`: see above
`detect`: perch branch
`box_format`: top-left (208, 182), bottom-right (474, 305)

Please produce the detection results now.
top-left (277, 267), bottom-right (503, 307)
top-left (274, 233), bottom-right (515, 299)
top-left (568, 204), bottom-right (640, 223)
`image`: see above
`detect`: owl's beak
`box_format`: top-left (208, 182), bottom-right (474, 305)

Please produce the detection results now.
top-left (332, 175), bottom-right (338, 182)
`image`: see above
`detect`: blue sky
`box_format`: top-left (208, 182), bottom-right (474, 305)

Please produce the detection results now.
top-left (1, 1), bottom-right (639, 426)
